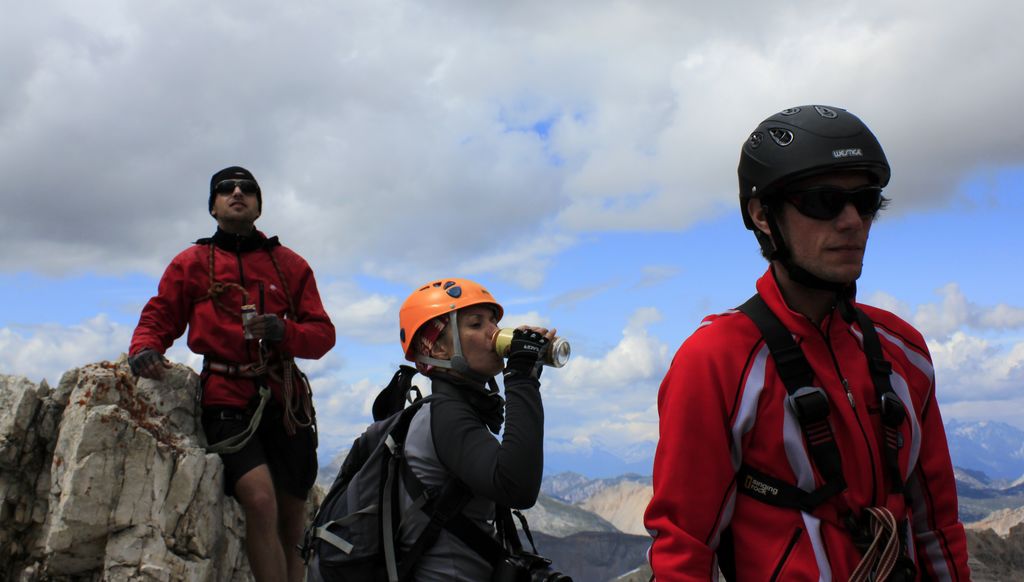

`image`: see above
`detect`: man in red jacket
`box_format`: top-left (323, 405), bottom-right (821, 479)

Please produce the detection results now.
top-left (129, 166), bottom-right (335, 582)
top-left (644, 107), bottom-right (970, 581)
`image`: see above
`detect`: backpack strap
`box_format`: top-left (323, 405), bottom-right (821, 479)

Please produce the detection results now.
top-left (442, 506), bottom-right (513, 566)
top-left (394, 477), bottom-right (475, 581)
top-left (378, 397), bottom-right (433, 582)
top-left (853, 307), bottom-right (906, 494)
top-left (736, 294), bottom-right (847, 511)
top-left (373, 365), bottom-right (423, 422)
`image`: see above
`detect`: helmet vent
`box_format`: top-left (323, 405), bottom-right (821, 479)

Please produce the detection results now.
top-left (748, 132), bottom-right (763, 149)
top-left (769, 128), bottom-right (794, 147)
top-left (814, 105), bottom-right (838, 119)
top-left (780, 107), bottom-right (802, 116)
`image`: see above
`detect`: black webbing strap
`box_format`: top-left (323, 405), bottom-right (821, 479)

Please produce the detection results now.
top-left (496, 505), bottom-right (524, 554)
top-left (444, 511), bottom-right (509, 566)
top-left (376, 397), bottom-right (434, 582)
top-left (395, 476), bottom-right (475, 581)
top-left (736, 464), bottom-right (845, 514)
top-left (853, 307), bottom-right (906, 494)
top-left (737, 294), bottom-right (847, 510)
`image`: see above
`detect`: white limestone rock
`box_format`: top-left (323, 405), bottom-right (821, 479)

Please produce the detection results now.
top-left (0, 360), bottom-right (254, 581)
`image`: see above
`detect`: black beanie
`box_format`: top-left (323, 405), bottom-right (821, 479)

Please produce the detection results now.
top-left (209, 166), bottom-right (262, 212)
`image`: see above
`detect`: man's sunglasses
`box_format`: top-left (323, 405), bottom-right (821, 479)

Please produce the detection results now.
top-left (783, 185), bottom-right (885, 220)
top-left (214, 179), bottom-right (260, 195)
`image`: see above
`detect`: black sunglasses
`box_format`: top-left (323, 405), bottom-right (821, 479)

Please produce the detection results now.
top-left (213, 179), bottom-right (260, 195)
top-left (783, 185), bottom-right (884, 220)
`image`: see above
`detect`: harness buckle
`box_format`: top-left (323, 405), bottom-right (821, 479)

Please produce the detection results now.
top-left (879, 392), bottom-right (906, 427)
top-left (787, 386), bottom-right (830, 422)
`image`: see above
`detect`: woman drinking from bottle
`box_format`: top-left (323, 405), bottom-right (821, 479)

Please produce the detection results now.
top-left (395, 277), bottom-right (560, 581)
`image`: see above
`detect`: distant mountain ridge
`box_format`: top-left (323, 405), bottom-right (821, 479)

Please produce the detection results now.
top-left (545, 440), bottom-right (657, 478)
top-left (541, 419), bottom-right (1024, 483)
top-left (945, 419), bottom-right (1024, 480)
top-left (542, 471), bottom-right (651, 504)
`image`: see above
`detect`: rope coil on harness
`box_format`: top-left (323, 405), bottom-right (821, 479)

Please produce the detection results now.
top-left (848, 507), bottom-right (901, 582)
top-left (199, 241), bottom-right (316, 445)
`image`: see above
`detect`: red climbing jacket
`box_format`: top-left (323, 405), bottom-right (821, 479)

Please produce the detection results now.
top-left (644, 269), bottom-right (969, 581)
top-left (130, 228), bottom-right (335, 409)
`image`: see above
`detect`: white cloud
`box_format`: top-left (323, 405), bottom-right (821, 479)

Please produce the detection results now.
top-left (864, 291), bottom-right (912, 320)
top-left (313, 375), bottom-right (388, 441)
top-left (0, 316), bottom-right (131, 384)
top-left (913, 284), bottom-right (974, 337)
top-left (941, 396), bottom-right (1024, 431)
top-left (2, 1), bottom-right (1022, 289)
top-left (321, 281), bottom-right (398, 344)
top-left (929, 333), bottom-right (1024, 403)
top-left (549, 279), bottom-right (620, 309)
top-left (868, 284), bottom-right (1024, 339)
top-left (978, 304), bottom-right (1024, 330)
top-left (500, 311), bottom-right (551, 331)
top-left (539, 307), bottom-right (670, 449)
top-left (553, 307), bottom-right (669, 394)
top-left (636, 265), bottom-right (681, 289)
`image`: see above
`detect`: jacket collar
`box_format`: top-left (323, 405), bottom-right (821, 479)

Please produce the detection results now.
top-left (196, 228), bottom-right (280, 253)
top-left (755, 267), bottom-right (856, 340)
top-left (430, 375), bottom-right (505, 434)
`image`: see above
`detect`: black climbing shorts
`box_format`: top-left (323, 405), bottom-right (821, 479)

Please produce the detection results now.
top-left (201, 402), bottom-right (318, 500)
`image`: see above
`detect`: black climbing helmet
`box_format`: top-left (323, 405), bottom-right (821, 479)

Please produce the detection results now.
top-left (737, 105), bottom-right (890, 229)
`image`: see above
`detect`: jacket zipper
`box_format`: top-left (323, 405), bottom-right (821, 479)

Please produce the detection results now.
top-left (234, 238), bottom-right (246, 287)
top-left (819, 313), bottom-right (879, 508)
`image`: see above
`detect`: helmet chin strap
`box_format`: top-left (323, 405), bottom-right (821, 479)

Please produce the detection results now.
top-left (764, 204), bottom-right (853, 294)
top-left (415, 310), bottom-right (495, 386)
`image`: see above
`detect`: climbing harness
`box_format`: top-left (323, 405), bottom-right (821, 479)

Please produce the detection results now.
top-left (199, 239), bottom-right (316, 456)
top-left (735, 293), bottom-right (914, 580)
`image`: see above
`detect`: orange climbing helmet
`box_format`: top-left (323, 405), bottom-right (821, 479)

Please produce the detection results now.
top-left (399, 278), bottom-right (504, 361)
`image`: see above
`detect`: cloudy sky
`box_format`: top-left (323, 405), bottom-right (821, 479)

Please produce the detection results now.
top-left (2, 1), bottom-right (1022, 472)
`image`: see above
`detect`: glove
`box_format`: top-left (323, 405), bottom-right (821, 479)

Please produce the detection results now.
top-left (129, 349), bottom-right (169, 379)
top-left (244, 314), bottom-right (286, 342)
top-left (503, 328), bottom-right (550, 380)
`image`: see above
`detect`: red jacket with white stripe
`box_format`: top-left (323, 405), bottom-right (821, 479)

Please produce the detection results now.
top-left (130, 229), bottom-right (335, 409)
top-left (644, 269), bottom-right (969, 581)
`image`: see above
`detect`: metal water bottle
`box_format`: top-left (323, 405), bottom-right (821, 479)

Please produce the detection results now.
top-left (492, 328), bottom-right (571, 368)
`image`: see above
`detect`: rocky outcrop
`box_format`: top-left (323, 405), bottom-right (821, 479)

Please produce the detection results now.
top-left (542, 471), bottom-right (651, 505)
top-left (967, 506), bottom-right (1024, 537)
top-left (580, 480), bottom-right (653, 536)
top-left (1, 360), bottom-right (252, 581)
top-left (967, 523), bottom-right (1024, 581)
top-left (520, 493), bottom-right (619, 537)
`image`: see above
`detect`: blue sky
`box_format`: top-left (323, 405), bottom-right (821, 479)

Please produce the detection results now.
top-left (2, 1), bottom-right (1023, 474)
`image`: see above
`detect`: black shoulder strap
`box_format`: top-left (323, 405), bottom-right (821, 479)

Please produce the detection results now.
top-left (444, 505), bottom-right (513, 566)
top-left (373, 366), bottom-right (423, 422)
top-left (736, 294), bottom-right (847, 510)
top-left (395, 477), bottom-right (477, 580)
top-left (379, 395), bottom-right (438, 582)
top-left (853, 307), bottom-right (905, 494)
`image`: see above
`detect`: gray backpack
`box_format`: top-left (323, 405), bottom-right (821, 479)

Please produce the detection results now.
top-left (301, 367), bottom-right (473, 582)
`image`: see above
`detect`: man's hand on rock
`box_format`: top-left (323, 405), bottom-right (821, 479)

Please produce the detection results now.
top-left (128, 349), bottom-right (172, 380)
